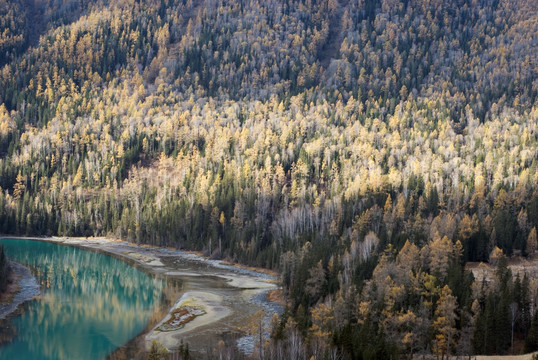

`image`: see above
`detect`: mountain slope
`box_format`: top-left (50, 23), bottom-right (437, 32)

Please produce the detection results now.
top-left (0, 0), bottom-right (537, 357)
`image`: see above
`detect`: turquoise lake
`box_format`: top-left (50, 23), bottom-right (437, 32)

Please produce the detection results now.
top-left (0, 239), bottom-right (165, 360)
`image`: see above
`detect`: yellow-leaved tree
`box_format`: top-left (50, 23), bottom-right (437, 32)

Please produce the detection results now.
top-left (433, 285), bottom-right (458, 359)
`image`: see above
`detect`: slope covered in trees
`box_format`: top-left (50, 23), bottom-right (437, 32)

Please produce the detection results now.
top-left (0, 0), bottom-right (537, 357)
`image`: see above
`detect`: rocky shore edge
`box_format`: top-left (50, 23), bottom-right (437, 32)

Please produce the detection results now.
top-left (0, 261), bottom-right (40, 320)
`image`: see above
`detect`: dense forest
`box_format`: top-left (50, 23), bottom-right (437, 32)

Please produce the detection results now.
top-left (0, 0), bottom-right (537, 358)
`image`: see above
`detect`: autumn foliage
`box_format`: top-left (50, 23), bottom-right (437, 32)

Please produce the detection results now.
top-left (0, 0), bottom-right (536, 357)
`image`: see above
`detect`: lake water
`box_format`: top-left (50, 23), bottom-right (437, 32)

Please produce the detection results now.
top-left (0, 239), bottom-right (165, 360)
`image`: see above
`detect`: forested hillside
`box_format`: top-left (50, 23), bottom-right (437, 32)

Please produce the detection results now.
top-left (0, 0), bottom-right (537, 357)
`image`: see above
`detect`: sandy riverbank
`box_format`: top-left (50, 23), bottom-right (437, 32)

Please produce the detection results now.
top-left (0, 236), bottom-right (281, 354)
top-left (146, 291), bottom-right (232, 350)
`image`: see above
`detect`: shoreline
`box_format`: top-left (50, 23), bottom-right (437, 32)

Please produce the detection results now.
top-left (0, 261), bottom-right (40, 320)
top-left (0, 235), bottom-right (282, 354)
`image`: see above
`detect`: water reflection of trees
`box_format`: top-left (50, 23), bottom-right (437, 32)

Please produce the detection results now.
top-left (0, 240), bottom-right (166, 360)
top-left (0, 315), bottom-right (18, 345)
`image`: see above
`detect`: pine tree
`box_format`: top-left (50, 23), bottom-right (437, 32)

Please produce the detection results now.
top-left (525, 310), bottom-right (538, 353)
